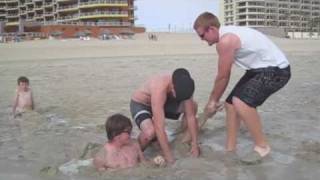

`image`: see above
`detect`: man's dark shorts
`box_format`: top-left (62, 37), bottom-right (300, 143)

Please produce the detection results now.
top-left (130, 96), bottom-right (182, 129)
top-left (226, 66), bottom-right (291, 108)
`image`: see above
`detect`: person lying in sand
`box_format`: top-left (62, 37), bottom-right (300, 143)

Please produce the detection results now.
top-left (12, 76), bottom-right (34, 117)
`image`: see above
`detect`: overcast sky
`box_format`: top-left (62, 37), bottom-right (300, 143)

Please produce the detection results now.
top-left (135, 0), bottom-right (219, 32)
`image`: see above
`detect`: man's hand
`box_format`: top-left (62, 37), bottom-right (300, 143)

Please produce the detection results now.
top-left (204, 101), bottom-right (223, 118)
top-left (164, 153), bottom-right (175, 164)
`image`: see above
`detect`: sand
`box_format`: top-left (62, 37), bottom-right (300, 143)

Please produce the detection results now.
top-left (0, 33), bottom-right (319, 180)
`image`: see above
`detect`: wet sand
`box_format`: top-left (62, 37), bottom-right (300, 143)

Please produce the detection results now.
top-left (0, 33), bottom-right (319, 180)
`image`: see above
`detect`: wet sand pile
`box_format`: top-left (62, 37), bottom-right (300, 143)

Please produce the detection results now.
top-left (0, 33), bottom-right (319, 179)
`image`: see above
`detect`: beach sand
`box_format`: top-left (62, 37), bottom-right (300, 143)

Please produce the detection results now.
top-left (0, 33), bottom-right (319, 180)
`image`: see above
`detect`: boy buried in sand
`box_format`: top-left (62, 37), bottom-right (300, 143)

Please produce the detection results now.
top-left (93, 114), bottom-right (165, 171)
top-left (12, 76), bottom-right (34, 117)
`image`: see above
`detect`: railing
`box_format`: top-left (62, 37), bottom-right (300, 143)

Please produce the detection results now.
top-left (79, 11), bottom-right (128, 17)
top-left (57, 4), bottom-right (78, 10)
top-left (34, 14), bottom-right (43, 18)
top-left (57, 14), bottom-right (79, 21)
top-left (26, 17), bottom-right (34, 21)
top-left (5, 0), bottom-right (19, 3)
top-left (6, 6), bottom-right (18, 10)
top-left (7, 13), bottom-right (19, 17)
top-left (43, 20), bottom-right (132, 27)
top-left (44, 2), bottom-right (54, 7)
top-left (44, 12), bottom-right (54, 15)
top-left (34, 5), bottom-right (43, 9)
top-left (79, 0), bottom-right (128, 6)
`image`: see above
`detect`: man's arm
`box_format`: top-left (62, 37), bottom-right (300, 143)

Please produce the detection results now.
top-left (206, 34), bottom-right (240, 113)
top-left (150, 80), bottom-right (174, 163)
top-left (184, 98), bottom-right (200, 157)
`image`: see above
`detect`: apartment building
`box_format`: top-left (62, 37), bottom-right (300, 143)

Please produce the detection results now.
top-left (220, 0), bottom-right (320, 32)
top-left (0, 0), bottom-right (144, 37)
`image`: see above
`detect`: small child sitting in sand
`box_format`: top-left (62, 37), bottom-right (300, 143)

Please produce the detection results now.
top-left (12, 76), bottom-right (34, 117)
top-left (94, 113), bottom-right (165, 171)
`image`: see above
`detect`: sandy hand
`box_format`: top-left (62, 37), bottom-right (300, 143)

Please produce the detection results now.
top-left (153, 155), bottom-right (166, 167)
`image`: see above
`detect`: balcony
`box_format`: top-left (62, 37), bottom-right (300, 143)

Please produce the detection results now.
top-left (57, 4), bottom-right (79, 12)
top-left (25, 0), bottom-right (34, 5)
top-left (34, 14), bottom-right (43, 19)
top-left (0, 12), bottom-right (6, 16)
top-left (96, 21), bottom-right (131, 26)
top-left (44, 12), bottom-right (54, 16)
top-left (57, 14), bottom-right (79, 21)
top-left (56, 0), bottom-right (77, 2)
top-left (7, 13), bottom-right (19, 18)
top-left (5, 0), bottom-right (19, 4)
top-left (6, 21), bottom-right (19, 26)
top-left (79, 0), bottom-right (128, 9)
top-left (26, 16), bottom-right (35, 21)
top-left (7, 6), bottom-right (19, 10)
top-left (44, 2), bottom-right (54, 7)
top-left (79, 11), bottom-right (128, 19)
top-left (20, 10), bottom-right (27, 14)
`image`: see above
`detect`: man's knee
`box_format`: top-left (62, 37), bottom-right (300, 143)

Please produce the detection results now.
top-left (232, 97), bottom-right (252, 109)
top-left (141, 125), bottom-right (156, 141)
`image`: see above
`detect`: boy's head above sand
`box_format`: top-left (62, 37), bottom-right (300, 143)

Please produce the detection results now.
top-left (17, 76), bottom-right (30, 91)
top-left (106, 113), bottom-right (133, 144)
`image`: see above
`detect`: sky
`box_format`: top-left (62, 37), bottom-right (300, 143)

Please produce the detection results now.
top-left (135, 0), bottom-right (219, 32)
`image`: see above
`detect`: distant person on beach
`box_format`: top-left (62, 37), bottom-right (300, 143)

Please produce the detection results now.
top-left (12, 76), bottom-right (34, 117)
top-left (93, 114), bottom-right (147, 171)
top-left (193, 12), bottom-right (291, 162)
top-left (130, 68), bottom-right (200, 164)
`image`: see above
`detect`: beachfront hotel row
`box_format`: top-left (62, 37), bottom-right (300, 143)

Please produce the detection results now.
top-left (219, 0), bottom-right (320, 37)
top-left (0, 0), bottom-right (145, 38)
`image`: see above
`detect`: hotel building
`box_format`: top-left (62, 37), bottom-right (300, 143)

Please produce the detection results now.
top-left (0, 0), bottom-right (144, 37)
top-left (220, 0), bottom-right (320, 33)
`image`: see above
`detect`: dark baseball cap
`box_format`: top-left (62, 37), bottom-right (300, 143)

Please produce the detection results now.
top-left (172, 68), bottom-right (195, 101)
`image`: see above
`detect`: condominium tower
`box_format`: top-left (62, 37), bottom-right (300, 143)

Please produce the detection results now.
top-left (0, 0), bottom-right (142, 35)
top-left (220, 0), bottom-right (320, 32)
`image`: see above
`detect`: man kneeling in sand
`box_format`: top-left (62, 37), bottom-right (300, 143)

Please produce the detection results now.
top-left (130, 68), bottom-right (200, 164)
top-left (93, 114), bottom-right (147, 171)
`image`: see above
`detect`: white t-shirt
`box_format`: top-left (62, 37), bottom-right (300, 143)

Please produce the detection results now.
top-left (219, 26), bottom-right (289, 70)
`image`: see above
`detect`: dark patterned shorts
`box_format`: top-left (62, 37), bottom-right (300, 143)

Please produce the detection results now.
top-left (130, 96), bottom-right (182, 129)
top-left (226, 66), bottom-right (291, 108)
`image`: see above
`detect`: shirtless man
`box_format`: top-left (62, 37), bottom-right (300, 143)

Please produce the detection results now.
top-left (130, 68), bottom-right (200, 164)
top-left (12, 76), bottom-right (34, 117)
top-left (93, 114), bottom-right (146, 171)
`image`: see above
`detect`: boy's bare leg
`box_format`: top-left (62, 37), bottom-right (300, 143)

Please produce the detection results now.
top-left (232, 97), bottom-right (270, 156)
top-left (138, 119), bottom-right (156, 150)
top-left (225, 102), bottom-right (240, 152)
